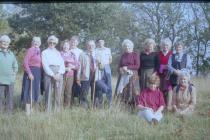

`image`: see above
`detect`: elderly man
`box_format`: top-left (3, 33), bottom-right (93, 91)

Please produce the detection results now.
top-left (77, 40), bottom-right (96, 109)
top-left (0, 35), bottom-right (18, 113)
top-left (94, 39), bottom-right (112, 108)
top-left (42, 35), bottom-right (65, 113)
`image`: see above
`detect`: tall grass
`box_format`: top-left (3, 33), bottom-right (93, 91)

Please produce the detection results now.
top-left (0, 75), bottom-right (209, 140)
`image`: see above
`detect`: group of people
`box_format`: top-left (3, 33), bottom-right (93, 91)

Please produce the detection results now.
top-left (115, 38), bottom-right (196, 125)
top-left (0, 34), bottom-right (196, 125)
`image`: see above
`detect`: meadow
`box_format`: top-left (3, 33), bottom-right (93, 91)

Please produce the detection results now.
top-left (0, 75), bottom-right (209, 140)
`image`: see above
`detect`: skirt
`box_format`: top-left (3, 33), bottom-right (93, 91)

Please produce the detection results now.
top-left (21, 66), bottom-right (41, 103)
top-left (139, 68), bottom-right (154, 91)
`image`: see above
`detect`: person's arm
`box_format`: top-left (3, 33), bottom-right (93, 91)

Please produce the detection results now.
top-left (23, 48), bottom-right (33, 75)
top-left (154, 53), bottom-right (160, 73)
top-left (108, 48), bottom-right (112, 64)
top-left (181, 54), bottom-right (192, 74)
top-left (157, 90), bottom-right (166, 112)
top-left (168, 55), bottom-right (176, 73)
top-left (76, 54), bottom-right (82, 85)
top-left (41, 51), bottom-right (54, 77)
top-left (58, 53), bottom-right (65, 75)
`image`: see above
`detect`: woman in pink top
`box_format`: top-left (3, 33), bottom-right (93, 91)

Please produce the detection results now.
top-left (60, 40), bottom-right (80, 108)
top-left (21, 37), bottom-right (42, 114)
top-left (137, 74), bottom-right (165, 125)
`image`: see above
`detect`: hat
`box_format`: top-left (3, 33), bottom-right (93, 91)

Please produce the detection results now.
top-left (47, 35), bottom-right (58, 44)
top-left (0, 35), bottom-right (11, 43)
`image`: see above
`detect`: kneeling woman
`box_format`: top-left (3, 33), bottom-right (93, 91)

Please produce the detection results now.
top-left (137, 74), bottom-right (165, 124)
top-left (167, 73), bottom-right (196, 116)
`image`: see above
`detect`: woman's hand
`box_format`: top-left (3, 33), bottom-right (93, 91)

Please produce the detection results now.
top-left (28, 74), bottom-right (34, 81)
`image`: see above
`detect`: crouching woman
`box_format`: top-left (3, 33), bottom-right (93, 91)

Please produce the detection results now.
top-left (137, 74), bottom-right (165, 125)
top-left (167, 72), bottom-right (196, 117)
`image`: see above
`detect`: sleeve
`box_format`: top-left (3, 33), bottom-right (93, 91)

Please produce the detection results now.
top-left (77, 54), bottom-right (83, 80)
top-left (23, 48), bottom-right (32, 75)
top-left (127, 53), bottom-right (140, 70)
top-left (108, 48), bottom-right (112, 64)
top-left (58, 53), bottom-right (65, 74)
top-left (41, 51), bottom-right (54, 77)
top-left (137, 91), bottom-right (146, 106)
top-left (168, 55), bottom-right (176, 73)
top-left (73, 53), bottom-right (80, 70)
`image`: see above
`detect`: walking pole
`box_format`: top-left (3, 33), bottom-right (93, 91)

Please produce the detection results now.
top-left (30, 79), bottom-right (33, 113)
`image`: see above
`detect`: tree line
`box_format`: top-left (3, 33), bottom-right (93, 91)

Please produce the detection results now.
top-left (0, 3), bottom-right (209, 76)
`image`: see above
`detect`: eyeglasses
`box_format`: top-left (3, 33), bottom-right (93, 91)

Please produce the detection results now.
top-left (0, 41), bottom-right (10, 46)
top-left (48, 42), bottom-right (57, 45)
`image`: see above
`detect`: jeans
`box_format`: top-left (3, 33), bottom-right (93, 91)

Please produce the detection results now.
top-left (138, 109), bottom-right (163, 122)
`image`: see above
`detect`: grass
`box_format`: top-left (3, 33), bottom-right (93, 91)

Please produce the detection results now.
top-left (0, 75), bottom-right (209, 140)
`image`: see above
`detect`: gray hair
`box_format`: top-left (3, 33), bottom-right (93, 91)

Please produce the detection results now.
top-left (174, 41), bottom-right (185, 49)
top-left (47, 35), bottom-right (58, 44)
top-left (160, 38), bottom-right (172, 49)
top-left (143, 38), bottom-right (156, 49)
top-left (178, 71), bottom-right (191, 82)
top-left (86, 40), bottom-right (95, 48)
top-left (32, 36), bottom-right (41, 45)
top-left (122, 39), bottom-right (134, 49)
top-left (0, 35), bottom-right (11, 43)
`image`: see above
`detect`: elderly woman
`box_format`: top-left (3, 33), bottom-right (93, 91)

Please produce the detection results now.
top-left (42, 35), bottom-right (65, 113)
top-left (167, 72), bottom-right (196, 116)
top-left (0, 35), bottom-right (18, 113)
top-left (60, 39), bottom-right (80, 108)
top-left (137, 74), bottom-right (165, 125)
top-left (138, 38), bottom-right (160, 91)
top-left (77, 40), bottom-right (96, 109)
top-left (69, 36), bottom-right (83, 102)
top-left (168, 41), bottom-right (192, 88)
top-left (21, 37), bottom-right (42, 114)
top-left (158, 38), bottom-right (173, 103)
top-left (115, 39), bottom-right (140, 109)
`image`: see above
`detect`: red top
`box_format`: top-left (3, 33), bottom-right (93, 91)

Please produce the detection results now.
top-left (159, 51), bottom-right (172, 65)
top-left (119, 52), bottom-right (140, 70)
top-left (137, 88), bottom-right (165, 111)
top-left (23, 47), bottom-right (42, 75)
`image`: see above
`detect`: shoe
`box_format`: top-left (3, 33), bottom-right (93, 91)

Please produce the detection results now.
top-left (151, 118), bottom-right (159, 125)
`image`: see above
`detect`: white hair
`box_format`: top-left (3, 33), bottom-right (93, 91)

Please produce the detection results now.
top-left (160, 38), bottom-right (172, 49)
top-left (122, 39), bottom-right (134, 49)
top-left (32, 37), bottom-right (41, 45)
top-left (0, 35), bottom-right (11, 43)
top-left (47, 35), bottom-right (58, 44)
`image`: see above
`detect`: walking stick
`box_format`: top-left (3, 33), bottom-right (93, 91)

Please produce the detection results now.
top-left (92, 71), bottom-right (96, 110)
top-left (30, 79), bottom-right (33, 113)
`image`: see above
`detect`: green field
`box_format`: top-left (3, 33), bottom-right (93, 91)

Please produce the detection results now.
top-left (0, 75), bottom-right (209, 140)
